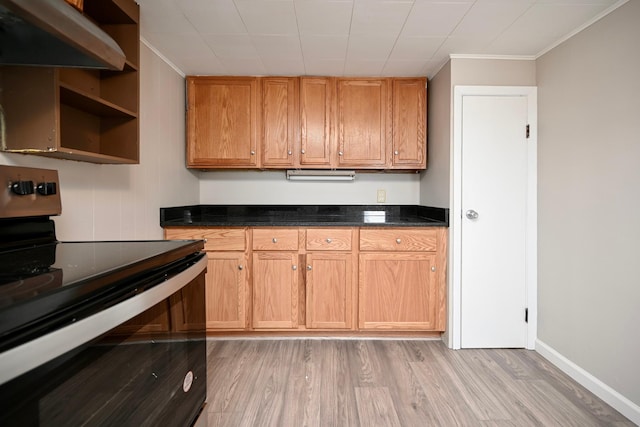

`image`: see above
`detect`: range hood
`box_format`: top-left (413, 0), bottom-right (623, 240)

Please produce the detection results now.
top-left (0, 0), bottom-right (125, 70)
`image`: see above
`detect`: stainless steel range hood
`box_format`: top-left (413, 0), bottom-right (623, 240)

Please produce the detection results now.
top-left (0, 0), bottom-right (125, 70)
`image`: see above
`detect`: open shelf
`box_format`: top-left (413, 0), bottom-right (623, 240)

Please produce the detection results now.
top-left (0, 0), bottom-right (140, 164)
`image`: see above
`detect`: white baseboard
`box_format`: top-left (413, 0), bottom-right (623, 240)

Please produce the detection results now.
top-left (535, 339), bottom-right (640, 426)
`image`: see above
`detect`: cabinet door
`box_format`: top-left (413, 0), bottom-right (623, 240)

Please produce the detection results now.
top-left (252, 252), bottom-right (299, 329)
top-left (359, 252), bottom-right (439, 330)
top-left (261, 77), bottom-right (298, 167)
top-left (300, 77), bottom-right (334, 167)
top-left (187, 77), bottom-right (258, 168)
top-left (392, 78), bottom-right (426, 169)
top-left (336, 79), bottom-right (391, 168)
top-left (306, 253), bottom-right (353, 329)
top-left (205, 252), bottom-right (248, 329)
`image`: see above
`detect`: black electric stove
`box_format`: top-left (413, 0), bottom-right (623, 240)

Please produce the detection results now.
top-left (0, 165), bottom-right (207, 427)
top-left (0, 238), bottom-right (204, 352)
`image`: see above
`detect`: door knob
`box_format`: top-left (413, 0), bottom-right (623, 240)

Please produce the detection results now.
top-left (466, 210), bottom-right (479, 220)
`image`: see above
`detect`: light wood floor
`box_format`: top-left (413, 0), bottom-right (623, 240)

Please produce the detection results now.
top-left (199, 339), bottom-right (633, 426)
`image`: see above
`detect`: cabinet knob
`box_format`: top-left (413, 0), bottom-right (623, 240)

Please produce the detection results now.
top-left (301, 149), bottom-right (306, 154)
top-left (338, 151), bottom-right (343, 156)
top-left (307, 265), bottom-right (312, 271)
top-left (288, 150), bottom-right (292, 155)
top-left (238, 265), bottom-right (244, 271)
top-left (251, 150), bottom-right (256, 155)
top-left (394, 150), bottom-right (399, 155)
top-left (272, 237), bottom-right (278, 243)
top-left (396, 238), bottom-right (402, 244)
top-left (431, 266), bottom-right (436, 272)
top-left (326, 238), bottom-right (332, 243)
top-left (292, 265), bottom-right (297, 271)
top-left (203, 238), bottom-right (208, 243)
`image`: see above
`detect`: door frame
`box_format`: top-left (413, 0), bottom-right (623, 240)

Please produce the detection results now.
top-left (450, 86), bottom-right (537, 350)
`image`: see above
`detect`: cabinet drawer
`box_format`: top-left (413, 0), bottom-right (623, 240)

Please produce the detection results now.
top-left (360, 228), bottom-right (437, 252)
top-left (164, 227), bottom-right (247, 251)
top-left (252, 228), bottom-right (299, 250)
top-left (306, 228), bottom-right (353, 251)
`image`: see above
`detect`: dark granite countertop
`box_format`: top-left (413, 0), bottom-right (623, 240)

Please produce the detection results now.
top-left (160, 205), bottom-right (449, 228)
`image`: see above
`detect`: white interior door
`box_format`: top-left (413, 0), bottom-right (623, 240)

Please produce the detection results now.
top-left (460, 94), bottom-right (529, 348)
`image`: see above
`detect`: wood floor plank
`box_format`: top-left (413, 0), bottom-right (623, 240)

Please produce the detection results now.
top-left (347, 340), bottom-right (386, 387)
top-left (238, 341), bottom-right (295, 427)
top-left (200, 339), bottom-right (635, 427)
top-left (501, 349), bottom-right (633, 425)
top-left (408, 358), bottom-right (480, 425)
top-left (206, 340), bottom-right (265, 414)
top-left (279, 340), bottom-right (321, 427)
top-left (320, 340), bottom-right (361, 426)
top-left (354, 386), bottom-right (402, 427)
top-left (371, 341), bottom-right (441, 426)
top-left (428, 344), bottom-right (514, 422)
top-left (457, 349), bottom-right (560, 426)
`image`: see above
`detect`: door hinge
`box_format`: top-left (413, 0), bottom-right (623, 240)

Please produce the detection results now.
top-left (525, 308), bottom-right (529, 323)
top-left (526, 124), bottom-right (530, 139)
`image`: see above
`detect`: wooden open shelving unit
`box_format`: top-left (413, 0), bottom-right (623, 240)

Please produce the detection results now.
top-left (0, 0), bottom-right (140, 164)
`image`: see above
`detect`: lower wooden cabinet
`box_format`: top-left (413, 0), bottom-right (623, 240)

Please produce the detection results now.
top-left (164, 227), bottom-right (249, 331)
top-left (204, 252), bottom-right (248, 329)
top-left (252, 251), bottom-right (299, 329)
top-left (305, 252), bottom-right (353, 329)
top-left (359, 227), bottom-right (447, 331)
top-left (165, 226), bottom-right (447, 334)
top-left (359, 253), bottom-right (438, 330)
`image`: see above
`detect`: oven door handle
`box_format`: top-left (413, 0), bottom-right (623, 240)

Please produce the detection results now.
top-left (0, 255), bottom-right (207, 385)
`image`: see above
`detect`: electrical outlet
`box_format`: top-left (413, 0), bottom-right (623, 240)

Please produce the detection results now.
top-left (377, 189), bottom-right (386, 203)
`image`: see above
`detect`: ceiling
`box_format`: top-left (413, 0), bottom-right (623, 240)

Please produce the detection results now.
top-left (137, 0), bottom-right (623, 78)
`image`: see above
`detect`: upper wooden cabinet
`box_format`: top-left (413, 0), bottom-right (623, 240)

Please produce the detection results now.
top-left (0, 0), bottom-right (140, 164)
top-left (336, 78), bottom-right (392, 168)
top-left (299, 77), bottom-right (334, 167)
top-left (185, 76), bottom-right (426, 171)
top-left (392, 78), bottom-right (427, 169)
top-left (261, 77), bottom-right (298, 168)
top-left (187, 77), bottom-right (259, 168)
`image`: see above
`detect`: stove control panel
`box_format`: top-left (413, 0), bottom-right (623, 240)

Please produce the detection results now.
top-left (0, 165), bottom-right (61, 218)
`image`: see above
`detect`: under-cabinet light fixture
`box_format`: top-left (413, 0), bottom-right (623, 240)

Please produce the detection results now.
top-left (286, 170), bottom-right (356, 181)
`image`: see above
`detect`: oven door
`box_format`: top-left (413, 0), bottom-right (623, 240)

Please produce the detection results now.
top-left (0, 255), bottom-right (207, 427)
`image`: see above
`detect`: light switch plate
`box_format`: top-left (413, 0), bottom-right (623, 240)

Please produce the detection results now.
top-left (377, 189), bottom-right (386, 203)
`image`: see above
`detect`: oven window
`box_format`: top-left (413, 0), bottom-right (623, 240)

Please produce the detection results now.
top-left (0, 273), bottom-right (206, 427)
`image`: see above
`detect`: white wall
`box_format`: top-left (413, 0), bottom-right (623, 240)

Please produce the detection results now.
top-left (420, 60), bottom-right (451, 208)
top-left (0, 42), bottom-right (199, 240)
top-left (537, 0), bottom-right (640, 413)
top-left (199, 170), bottom-right (420, 205)
top-left (451, 58), bottom-right (537, 87)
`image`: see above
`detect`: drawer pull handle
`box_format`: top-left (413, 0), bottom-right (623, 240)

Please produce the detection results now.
top-left (396, 238), bottom-right (402, 244)
top-left (292, 265), bottom-right (297, 271)
top-left (203, 238), bottom-right (208, 243)
top-left (326, 238), bottom-right (332, 243)
top-left (307, 265), bottom-right (312, 271)
top-left (272, 238), bottom-right (278, 243)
